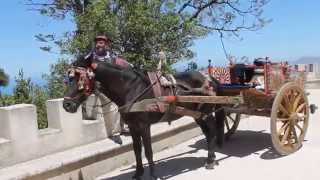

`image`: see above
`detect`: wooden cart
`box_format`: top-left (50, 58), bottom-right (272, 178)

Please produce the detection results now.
top-left (123, 58), bottom-right (316, 155)
top-left (170, 59), bottom-right (314, 155)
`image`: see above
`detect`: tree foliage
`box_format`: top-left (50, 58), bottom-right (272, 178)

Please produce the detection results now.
top-left (27, 0), bottom-right (270, 68)
top-left (43, 58), bottom-right (70, 98)
top-left (0, 68), bottom-right (9, 87)
top-left (13, 70), bottom-right (34, 104)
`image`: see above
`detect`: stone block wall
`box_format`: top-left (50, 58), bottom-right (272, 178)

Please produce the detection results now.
top-left (0, 96), bottom-right (118, 168)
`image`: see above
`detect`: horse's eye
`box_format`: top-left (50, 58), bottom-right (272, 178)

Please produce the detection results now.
top-left (68, 69), bottom-right (76, 78)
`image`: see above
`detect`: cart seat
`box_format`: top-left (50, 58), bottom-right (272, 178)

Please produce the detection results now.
top-left (219, 83), bottom-right (252, 89)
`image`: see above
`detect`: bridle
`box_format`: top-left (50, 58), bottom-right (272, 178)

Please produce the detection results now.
top-left (66, 66), bottom-right (95, 97)
top-left (65, 66), bottom-right (114, 108)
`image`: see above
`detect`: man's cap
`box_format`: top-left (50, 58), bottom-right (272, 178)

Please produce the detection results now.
top-left (94, 35), bottom-right (108, 42)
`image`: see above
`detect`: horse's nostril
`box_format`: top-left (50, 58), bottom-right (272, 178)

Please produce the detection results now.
top-left (63, 101), bottom-right (78, 113)
top-left (63, 102), bottom-right (72, 110)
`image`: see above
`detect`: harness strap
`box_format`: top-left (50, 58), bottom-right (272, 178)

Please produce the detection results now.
top-left (147, 72), bottom-right (162, 97)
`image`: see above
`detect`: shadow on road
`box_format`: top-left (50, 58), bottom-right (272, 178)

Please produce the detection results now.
top-left (190, 130), bottom-right (283, 160)
top-left (99, 130), bottom-right (284, 180)
top-left (99, 156), bottom-right (206, 180)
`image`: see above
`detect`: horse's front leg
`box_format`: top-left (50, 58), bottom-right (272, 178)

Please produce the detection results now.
top-left (130, 127), bottom-right (144, 180)
top-left (142, 125), bottom-right (158, 180)
top-left (205, 116), bottom-right (219, 169)
top-left (197, 114), bottom-right (218, 169)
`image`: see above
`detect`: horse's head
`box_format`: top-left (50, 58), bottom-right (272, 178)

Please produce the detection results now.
top-left (63, 66), bottom-right (95, 113)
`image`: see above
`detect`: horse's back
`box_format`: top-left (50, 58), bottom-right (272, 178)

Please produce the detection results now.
top-left (174, 71), bottom-right (206, 88)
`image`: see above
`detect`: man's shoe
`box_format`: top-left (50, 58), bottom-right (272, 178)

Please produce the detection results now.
top-left (110, 135), bottom-right (123, 145)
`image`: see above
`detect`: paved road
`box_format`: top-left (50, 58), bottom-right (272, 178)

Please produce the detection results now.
top-left (306, 81), bottom-right (320, 89)
top-left (98, 89), bottom-right (320, 180)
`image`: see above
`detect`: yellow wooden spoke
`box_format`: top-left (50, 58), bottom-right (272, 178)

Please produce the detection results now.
top-left (291, 126), bottom-right (299, 144)
top-left (278, 122), bottom-right (289, 137)
top-left (296, 103), bottom-right (306, 113)
top-left (281, 125), bottom-right (291, 144)
top-left (279, 103), bottom-right (290, 117)
top-left (288, 90), bottom-right (295, 103)
top-left (292, 90), bottom-right (300, 101)
top-left (281, 95), bottom-right (290, 111)
top-left (292, 93), bottom-right (302, 112)
top-left (297, 114), bottom-right (307, 121)
top-left (277, 118), bottom-right (290, 122)
top-left (295, 123), bottom-right (304, 133)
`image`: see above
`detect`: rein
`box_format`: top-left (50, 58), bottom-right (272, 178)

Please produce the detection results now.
top-left (84, 79), bottom-right (159, 115)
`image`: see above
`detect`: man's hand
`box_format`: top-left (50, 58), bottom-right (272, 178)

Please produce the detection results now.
top-left (91, 63), bottom-right (98, 70)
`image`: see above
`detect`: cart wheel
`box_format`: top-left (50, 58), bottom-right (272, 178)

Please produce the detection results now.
top-left (271, 82), bottom-right (309, 155)
top-left (224, 113), bottom-right (241, 140)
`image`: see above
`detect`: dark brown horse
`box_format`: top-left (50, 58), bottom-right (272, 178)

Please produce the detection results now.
top-left (63, 61), bottom-right (225, 180)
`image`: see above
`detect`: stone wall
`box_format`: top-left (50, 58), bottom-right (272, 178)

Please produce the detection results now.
top-left (0, 96), bottom-right (119, 168)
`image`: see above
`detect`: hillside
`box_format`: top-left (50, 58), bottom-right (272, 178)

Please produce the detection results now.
top-left (294, 57), bottom-right (320, 64)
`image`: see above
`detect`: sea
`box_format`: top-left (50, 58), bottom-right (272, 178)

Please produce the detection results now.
top-left (0, 76), bottom-right (46, 95)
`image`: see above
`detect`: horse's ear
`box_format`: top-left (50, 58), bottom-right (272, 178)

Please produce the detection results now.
top-left (91, 63), bottom-right (98, 70)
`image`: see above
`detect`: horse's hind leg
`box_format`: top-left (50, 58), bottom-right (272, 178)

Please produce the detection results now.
top-left (130, 127), bottom-right (144, 180)
top-left (142, 125), bottom-right (158, 179)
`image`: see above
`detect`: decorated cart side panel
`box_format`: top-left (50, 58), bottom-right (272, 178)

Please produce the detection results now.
top-left (264, 62), bottom-right (306, 94)
top-left (207, 60), bottom-right (307, 94)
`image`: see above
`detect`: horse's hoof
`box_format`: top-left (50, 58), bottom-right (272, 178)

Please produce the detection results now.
top-left (205, 161), bottom-right (219, 170)
top-left (205, 162), bottom-right (215, 169)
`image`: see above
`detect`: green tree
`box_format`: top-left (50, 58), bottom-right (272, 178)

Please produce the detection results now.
top-left (27, 0), bottom-right (270, 68)
top-left (0, 67), bottom-right (9, 97)
top-left (43, 58), bottom-right (70, 98)
top-left (0, 95), bottom-right (15, 107)
top-left (33, 85), bottom-right (49, 129)
top-left (0, 68), bottom-right (9, 87)
top-left (13, 70), bottom-right (34, 104)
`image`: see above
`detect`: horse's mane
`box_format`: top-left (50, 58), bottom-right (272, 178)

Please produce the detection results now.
top-left (97, 62), bottom-right (150, 84)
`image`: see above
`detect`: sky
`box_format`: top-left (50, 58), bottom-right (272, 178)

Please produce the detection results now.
top-left (1, 0), bottom-right (320, 93)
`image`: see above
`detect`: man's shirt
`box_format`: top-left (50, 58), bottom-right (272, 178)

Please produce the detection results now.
top-left (72, 49), bottom-right (115, 67)
top-left (85, 50), bottom-right (114, 63)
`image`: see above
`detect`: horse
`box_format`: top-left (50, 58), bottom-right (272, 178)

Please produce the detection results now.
top-left (63, 61), bottom-right (225, 180)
